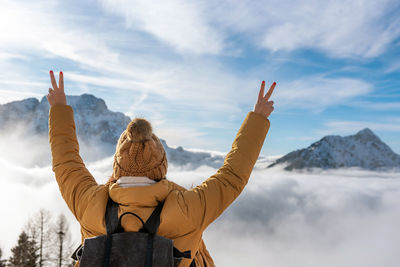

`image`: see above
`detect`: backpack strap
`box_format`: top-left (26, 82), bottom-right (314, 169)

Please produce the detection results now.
top-left (142, 202), bottom-right (193, 265)
top-left (173, 247), bottom-right (192, 259)
top-left (105, 199), bottom-right (163, 235)
top-left (103, 197), bottom-right (120, 267)
top-left (140, 201), bottom-right (164, 234)
top-left (70, 244), bottom-right (82, 261)
top-left (118, 212), bottom-right (145, 232)
top-left (140, 202), bottom-right (164, 267)
top-left (71, 198), bottom-right (122, 262)
top-left (103, 198), bottom-right (147, 267)
top-left (105, 197), bottom-right (120, 235)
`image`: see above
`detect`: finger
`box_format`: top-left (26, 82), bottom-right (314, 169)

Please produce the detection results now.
top-left (49, 70), bottom-right (58, 91)
top-left (264, 82), bottom-right (276, 100)
top-left (258, 81), bottom-right (265, 101)
top-left (48, 88), bottom-right (53, 94)
top-left (59, 71), bottom-right (64, 91)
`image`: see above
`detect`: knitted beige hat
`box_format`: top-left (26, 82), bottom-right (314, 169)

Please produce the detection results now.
top-left (112, 118), bottom-right (167, 181)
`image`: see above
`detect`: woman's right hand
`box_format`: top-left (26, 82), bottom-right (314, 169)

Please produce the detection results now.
top-left (253, 81), bottom-right (276, 119)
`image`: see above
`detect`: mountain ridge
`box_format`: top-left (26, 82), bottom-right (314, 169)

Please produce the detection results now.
top-left (268, 128), bottom-right (400, 171)
top-left (1, 94), bottom-right (399, 171)
top-left (0, 94), bottom-right (224, 168)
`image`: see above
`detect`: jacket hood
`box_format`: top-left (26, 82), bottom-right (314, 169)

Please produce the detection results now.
top-left (116, 176), bottom-right (156, 187)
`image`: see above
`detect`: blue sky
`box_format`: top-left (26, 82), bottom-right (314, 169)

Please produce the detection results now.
top-left (1, 0), bottom-right (400, 156)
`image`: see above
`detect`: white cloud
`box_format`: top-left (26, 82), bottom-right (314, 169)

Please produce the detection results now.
top-left (97, 0), bottom-right (400, 58)
top-left (204, 0), bottom-right (400, 58)
top-left (63, 59), bottom-right (255, 126)
top-left (385, 61), bottom-right (400, 73)
top-left (0, 53), bottom-right (28, 60)
top-left (260, 0), bottom-right (400, 58)
top-left (349, 101), bottom-right (400, 110)
top-left (0, 0), bottom-right (386, 127)
top-left (273, 76), bottom-right (373, 112)
top-left (0, 0), bottom-right (249, 129)
top-left (205, 168), bottom-right (400, 266)
top-left (101, 0), bottom-right (225, 54)
top-left (67, 72), bottom-right (146, 92)
top-left (2, 141), bottom-right (400, 266)
top-left (1, 123), bottom-right (400, 265)
top-left (157, 125), bottom-right (212, 149)
top-left (322, 120), bottom-right (400, 134)
top-left (0, 89), bottom-right (44, 105)
top-left (0, 0), bottom-right (122, 73)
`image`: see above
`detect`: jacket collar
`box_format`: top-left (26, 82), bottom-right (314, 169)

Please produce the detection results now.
top-left (109, 178), bottom-right (170, 207)
top-left (116, 176), bottom-right (156, 188)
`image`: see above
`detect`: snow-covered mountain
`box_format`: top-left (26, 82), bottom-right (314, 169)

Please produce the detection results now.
top-left (268, 128), bottom-right (400, 171)
top-left (0, 94), bottom-right (131, 144)
top-left (2, 94), bottom-right (399, 171)
top-left (0, 94), bottom-right (224, 168)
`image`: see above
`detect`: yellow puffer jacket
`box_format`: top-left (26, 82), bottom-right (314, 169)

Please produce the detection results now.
top-left (49, 104), bottom-right (270, 267)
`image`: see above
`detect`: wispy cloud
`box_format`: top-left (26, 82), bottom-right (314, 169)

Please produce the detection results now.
top-left (322, 120), bottom-right (400, 134)
top-left (100, 0), bottom-right (225, 54)
top-left (0, 0), bottom-right (247, 128)
top-left (0, 89), bottom-right (44, 104)
top-left (0, 53), bottom-right (28, 60)
top-left (273, 76), bottom-right (373, 112)
top-left (0, 0), bottom-right (399, 155)
top-left (384, 61), bottom-right (400, 73)
top-left (259, 0), bottom-right (400, 58)
top-left (349, 101), bottom-right (400, 110)
top-left (101, 0), bottom-right (400, 58)
top-left (66, 59), bottom-right (254, 115)
top-left (0, 0), bottom-right (121, 72)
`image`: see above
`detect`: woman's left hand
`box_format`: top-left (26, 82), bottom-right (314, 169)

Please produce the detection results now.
top-left (47, 70), bottom-right (67, 107)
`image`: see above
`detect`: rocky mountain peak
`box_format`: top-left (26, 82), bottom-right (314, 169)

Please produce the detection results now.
top-left (354, 128), bottom-right (380, 143)
top-left (0, 94), bottom-right (225, 168)
top-left (268, 129), bottom-right (400, 171)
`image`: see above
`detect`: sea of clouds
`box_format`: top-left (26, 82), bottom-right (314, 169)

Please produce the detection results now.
top-left (1, 128), bottom-right (400, 266)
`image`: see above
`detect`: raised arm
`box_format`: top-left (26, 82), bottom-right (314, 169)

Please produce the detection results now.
top-left (47, 71), bottom-right (99, 221)
top-left (175, 81), bottom-right (276, 230)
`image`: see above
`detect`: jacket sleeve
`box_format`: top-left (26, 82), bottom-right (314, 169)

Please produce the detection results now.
top-left (176, 111), bottom-right (270, 230)
top-left (49, 104), bottom-right (98, 222)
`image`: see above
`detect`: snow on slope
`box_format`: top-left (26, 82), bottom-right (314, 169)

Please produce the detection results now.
top-left (0, 94), bottom-right (225, 168)
top-left (2, 94), bottom-right (399, 171)
top-left (268, 128), bottom-right (400, 171)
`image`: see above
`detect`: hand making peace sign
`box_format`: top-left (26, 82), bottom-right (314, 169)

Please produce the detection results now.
top-left (253, 81), bottom-right (276, 119)
top-left (47, 70), bottom-right (67, 107)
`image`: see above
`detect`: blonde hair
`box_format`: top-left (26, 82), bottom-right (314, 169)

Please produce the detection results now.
top-left (107, 175), bottom-right (117, 184)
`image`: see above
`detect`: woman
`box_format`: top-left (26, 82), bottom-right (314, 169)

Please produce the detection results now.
top-left (47, 70), bottom-right (275, 267)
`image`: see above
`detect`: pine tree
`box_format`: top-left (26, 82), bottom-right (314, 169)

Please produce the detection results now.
top-left (0, 247), bottom-right (7, 267)
top-left (8, 231), bottom-right (38, 267)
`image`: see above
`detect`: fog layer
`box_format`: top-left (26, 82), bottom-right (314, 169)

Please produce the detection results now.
top-left (1, 130), bottom-right (399, 266)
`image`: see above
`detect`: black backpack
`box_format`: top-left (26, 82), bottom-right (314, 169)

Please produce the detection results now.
top-left (71, 198), bottom-right (194, 267)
